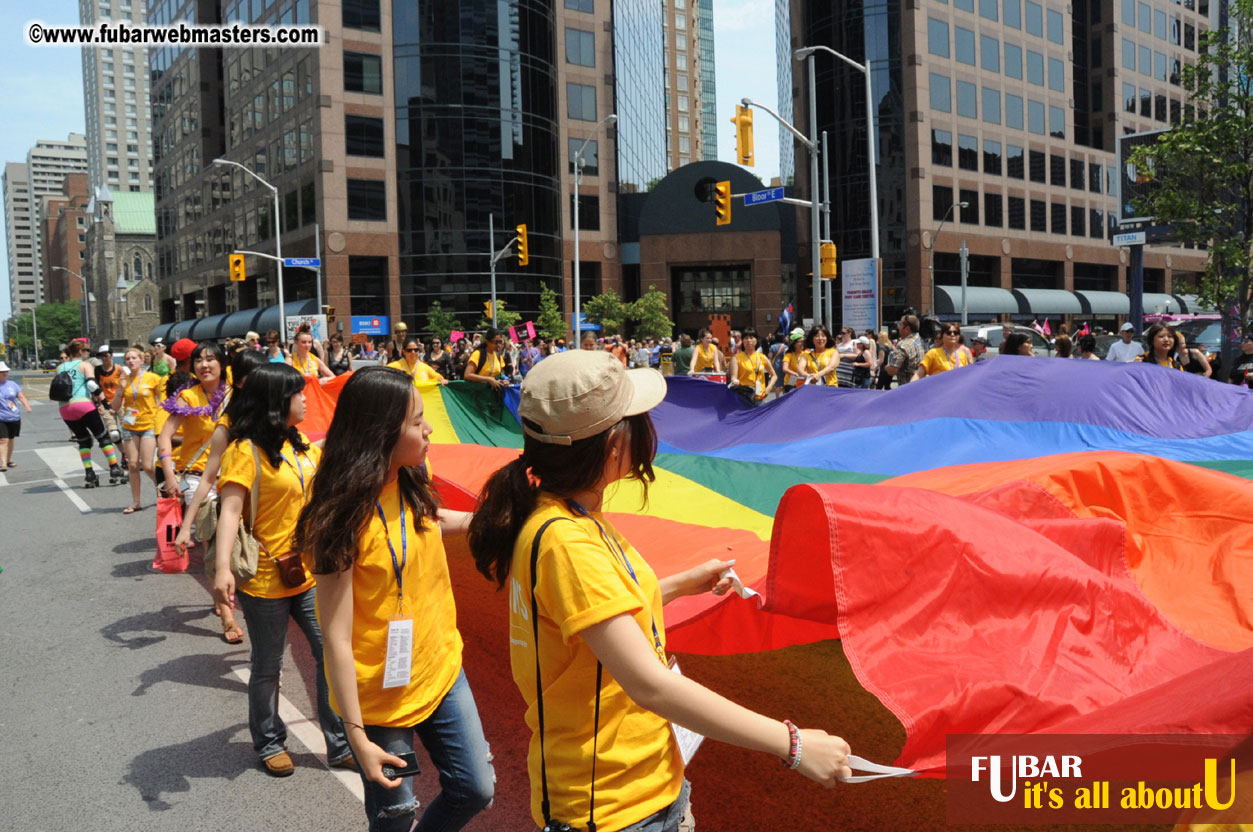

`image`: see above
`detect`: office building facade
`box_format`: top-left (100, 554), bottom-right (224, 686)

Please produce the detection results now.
top-left (11, 136), bottom-right (90, 314)
top-left (78, 0), bottom-right (155, 193)
top-left (784, 0), bottom-right (1208, 326)
top-left (661, 0), bottom-right (716, 170)
top-left (4, 164), bottom-right (38, 316)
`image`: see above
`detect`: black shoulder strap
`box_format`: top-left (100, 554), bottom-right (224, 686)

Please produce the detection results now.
top-left (530, 516), bottom-right (603, 832)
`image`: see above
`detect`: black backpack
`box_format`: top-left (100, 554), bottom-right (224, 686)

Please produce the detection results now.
top-left (49, 369), bottom-right (76, 402)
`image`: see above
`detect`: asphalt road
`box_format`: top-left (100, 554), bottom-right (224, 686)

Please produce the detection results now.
top-left (0, 371), bottom-right (1167, 832)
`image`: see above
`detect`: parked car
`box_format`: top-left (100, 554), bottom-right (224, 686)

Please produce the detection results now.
top-left (959, 324), bottom-right (1053, 357)
top-left (1173, 318), bottom-right (1223, 375)
top-left (41, 359), bottom-right (60, 370)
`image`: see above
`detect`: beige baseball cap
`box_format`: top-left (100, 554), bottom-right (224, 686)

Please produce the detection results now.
top-left (519, 350), bottom-right (666, 445)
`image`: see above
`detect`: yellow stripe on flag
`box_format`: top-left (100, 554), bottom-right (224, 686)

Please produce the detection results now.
top-left (604, 465), bottom-right (773, 541)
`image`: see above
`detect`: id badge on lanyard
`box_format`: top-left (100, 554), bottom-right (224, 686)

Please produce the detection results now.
top-left (123, 407), bottom-right (139, 426)
top-left (376, 497), bottom-right (414, 689)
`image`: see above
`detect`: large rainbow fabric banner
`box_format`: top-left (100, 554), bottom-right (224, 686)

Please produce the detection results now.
top-left (300, 358), bottom-right (1253, 773)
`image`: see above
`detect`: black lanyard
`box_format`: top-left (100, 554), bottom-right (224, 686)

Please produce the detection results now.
top-left (374, 493), bottom-right (407, 603)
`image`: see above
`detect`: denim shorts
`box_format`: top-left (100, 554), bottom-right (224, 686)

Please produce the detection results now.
top-left (616, 779), bottom-right (694, 832)
top-left (123, 428), bottom-right (155, 441)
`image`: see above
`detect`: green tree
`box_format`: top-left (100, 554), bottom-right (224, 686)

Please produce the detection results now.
top-left (425, 301), bottom-right (463, 341)
top-left (1127, 1), bottom-right (1253, 362)
top-left (582, 289), bottom-right (629, 336)
top-left (536, 284), bottom-right (567, 340)
top-left (629, 284), bottom-right (675, 340)
top-left (477, 298), bottom-right (523, 333)
top-left (8, 302), bottom-right (83, 361)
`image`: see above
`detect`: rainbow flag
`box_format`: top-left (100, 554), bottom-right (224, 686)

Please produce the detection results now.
top-left (301, 359), bottom-right (1253, 773)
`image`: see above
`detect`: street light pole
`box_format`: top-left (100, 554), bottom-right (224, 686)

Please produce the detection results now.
top-left (572, 112), bottom-right (616, 343)
top-left (927, 200), bottom-right (967, 317)
top-left (52, 266), bottom-right (91, 342)
top-left (212, 158), bottom-right (285, 340)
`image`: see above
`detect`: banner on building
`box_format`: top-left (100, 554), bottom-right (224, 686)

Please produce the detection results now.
top-left (841, 259), bottom-right (879, 333)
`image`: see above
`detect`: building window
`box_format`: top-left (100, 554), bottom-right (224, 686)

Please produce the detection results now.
top-left (1070, 158), bottom-right (1085, 190)
top-left (1008, 195), bottom-right (1026, 228)
top-left (1005, 0), bottom-right (1021, 28)
top-left (1027, 50), bottom-right (1044, 85)
top-left (956, 81), bottom-right (978, 118)
top-left (571, 194), bottom-right (600, 230)
top-left (346, 179), bottom-right (386, 221)
top-left (1030, 199), bottom-right (1047, 231)
top-left (1049, 154), bottom-right (1065, 185)
top-left (344, 52), bottom-right (383, 94)
top-left (1028, 99), bottom-right (1045, 134)
top-left (1122, 39), bottom-right (1135, 69)
top-left (1004, 42), bottom-right (1023, 79)
top-left (1025, 0), bottom-right (1042, 35)
top-left (1090, 208), bottom-right (1105, 239)
top-left (1051, 202), bottom-right (1066, 234)
top-left (1049, 105), bottom-right (1065, 138)
top-left (1123, 82), bottom-right (1137, 112)
top-left (955, 26), bottom-right (976, 64)
top-left (345, 115), bottom-right (385, 157)
top-left (1029, 149), bottom-right (1046, 182)
top-left (960, 189), bottom-right (980, 224)
top-left (985, 192), bottom-right (1004, 226)
top-left (932, 129), bottom-right (953, 166)
top-left (1139, 44), bottom-right (1151, 76)
top-left (980, 0), bottom-right (998, 21)
top-left (566, 28), bottom-right (595, 67)
top-left (1071, 205), bottom-right (1086, 236)
top-left (1005, 94), bottom-right (1024, 131)
top-left (981, 35), bottom-right (1000, 71)
top-left (930, 74), bottom-right (951, 112)
top-left (568, 83), bottom-right (597, 120)
top-left (569, 138), bottom-right (599, 175)
top-left (982, 87), bottom-right (1001, 124)
top-left (1046, 9), bottom-right (1064, 43)
top-left (933, 185), bottom-right (955, 222)
top-left (675, 266), bottom-right (752, 312)
top-left (144, 295), bottom-right (153, 312)
top-left (929, 18), bottom-right (949, 57)
top-left (343, 0), bottom-right (381, 31)
top-left (565, 0), bottom-right (594, 11)
top-left (958, 134), bottom-right (979, 170)
top-left (349, 256), bottom-right (388, 316)
top-left (984, 139), bottom-right (1003, 174)
top-left (1048, 57), bottom-right (1064, 91)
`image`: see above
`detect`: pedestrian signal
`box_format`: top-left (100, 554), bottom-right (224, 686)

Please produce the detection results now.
top-left (714, 180), bottom-right (732, 226)
top-left (229, 253), bottom-right (246, 282)
top-left (731, 105), bottom-right (755, 166)
top-left (820, 242), bottom-right (838, 278)
top-left (516, 223), bottom-right (529, 266)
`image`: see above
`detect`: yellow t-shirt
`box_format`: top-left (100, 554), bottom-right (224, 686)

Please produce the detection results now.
top-left (467, 348), bottom-right (503, 379)
top-left (119, 371), bottom-right (162, 432)
top-left (731, 352), bottom-right (771, 399)
top-left (216, 436), bottom-right (319, 599)
top-left (691, 343), bottom-right (719, 373)
top-left (919, 346), bottom-right (971, 376)
top-left (805, 348), bottom-right (838, 385)
top-left (290, 351), bottom-right (320, 377)
top-left (153, 374), bottom-right (172, 436)
top-left (388, 358), bottom-right (444, 383)
top-left (175, 385), bottom-right (231, 472)
top-left (510, 496), bottom-right (683, 832)
top-left (783, 351), bottom-right (807, 387)
top-left (324, 478), bottom-right (463, 728)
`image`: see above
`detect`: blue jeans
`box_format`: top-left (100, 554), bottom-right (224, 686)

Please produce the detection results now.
top-left (618, 779), bottom-right (694, 832)
top-left (236, 587), bottom-right (351, 765)
top-left (358, 669), bottom-right (494, 832)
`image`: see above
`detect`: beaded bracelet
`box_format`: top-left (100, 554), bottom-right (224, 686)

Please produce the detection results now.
top-left (782, 719), bottom-right (802, 770)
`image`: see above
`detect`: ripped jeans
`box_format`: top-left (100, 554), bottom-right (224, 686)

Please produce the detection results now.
top-left (358, 669), bottom-right (494, 832)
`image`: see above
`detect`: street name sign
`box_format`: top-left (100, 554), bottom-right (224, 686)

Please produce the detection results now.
top-left (744, 186), bottom-right (785, 206)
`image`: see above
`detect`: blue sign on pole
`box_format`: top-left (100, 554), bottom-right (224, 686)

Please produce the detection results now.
top-left (350, 315), bottom-right (390, 335)
top-left (743, 186), bottom-right (785, 206)
top-left (283, 257), bottom-right (321, 267)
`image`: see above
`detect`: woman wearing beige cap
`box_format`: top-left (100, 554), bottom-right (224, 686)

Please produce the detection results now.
top-left (469, 351), bottom-right (852, 832)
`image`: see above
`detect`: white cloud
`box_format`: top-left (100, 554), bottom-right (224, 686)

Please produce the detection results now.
top-left (714, 0), bottom-right (774, 32)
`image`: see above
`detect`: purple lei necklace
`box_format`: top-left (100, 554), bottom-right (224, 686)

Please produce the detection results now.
top-left (162, 379), bottom-right (229, 418)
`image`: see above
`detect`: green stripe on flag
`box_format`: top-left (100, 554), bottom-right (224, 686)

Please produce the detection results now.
top-left (439, 382), bottom-right (524, 448)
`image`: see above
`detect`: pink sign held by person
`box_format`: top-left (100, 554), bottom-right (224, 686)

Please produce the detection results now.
top-left (508, 326), bottom-right (518, 343)
top-left (526, 321), bottom-right (536, 339)
top-left (449, 329), bottom-right (465, 343)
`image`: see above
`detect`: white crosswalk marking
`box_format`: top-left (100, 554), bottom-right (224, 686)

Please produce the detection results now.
top-left (37, 446), bottom-right (92, 480)
top-left (230, 666), bottom-right (365, 802)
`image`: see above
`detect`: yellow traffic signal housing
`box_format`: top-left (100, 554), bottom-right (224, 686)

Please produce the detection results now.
top-left (516, 223), bottom-right (529, 266)
top-left (714, 180), bottom-right (732, 226)
top-left (731, 105), bottom-right (755, 166)
top-left (820, 242), bottom-right (838, 278)
top-left (323, 305), bottom-right (336, 321)
top-left (229, 253), bottom-right (246, 282)
top-left (484, 300), bottom-right (494, 319)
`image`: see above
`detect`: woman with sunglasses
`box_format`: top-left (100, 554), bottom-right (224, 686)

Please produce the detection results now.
top-left (913, 325), bottom-right (971, 381)
top-left (387, 337), bottom-right (445, 384)
top-left (464, 328), bottom-right (507, 390)
top-left (264, 330), bottom-right (288, 364)
top-left (469, 352), bottom-right (852, 832)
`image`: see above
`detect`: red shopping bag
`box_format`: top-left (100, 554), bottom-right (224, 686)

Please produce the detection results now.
top-left (153, 496), bottom-right (188, 573)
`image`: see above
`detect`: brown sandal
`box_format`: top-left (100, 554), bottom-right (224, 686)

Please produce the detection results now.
top-left (222, 618), bottom-right (245, 644)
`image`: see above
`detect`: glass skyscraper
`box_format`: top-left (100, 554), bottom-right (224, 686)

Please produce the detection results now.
top-left (613, 0), bottom-right (668, 193)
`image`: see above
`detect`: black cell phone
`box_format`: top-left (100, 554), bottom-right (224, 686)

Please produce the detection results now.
top-left (381, 752), bottom-right (420, 779)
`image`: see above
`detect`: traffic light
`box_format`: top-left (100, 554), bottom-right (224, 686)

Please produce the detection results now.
top-left (731, 105), bottom-right (755, 166)
top-left (515, 223), bottom-right (529, 266)
top-left (820, 242), bottom-right (838, 279)
top-left (484, 300), bottom-right (494, 319)
top-left (714, 180), bottom-right (732, 226)
top-left (322, 305), bottom-right (335, 321)
top-left (229, 253), bottom-right (246, 282)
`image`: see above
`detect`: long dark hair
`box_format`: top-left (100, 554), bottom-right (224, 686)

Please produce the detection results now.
top-left (1144, 323), bottom-right (1178, 359)
top-left (1001, 332), bottom-right (1032, 356)
top-left (469, 412), bottom-right (657, 588)
top-left (190, 342), bottom-right (229, 383)
top-left (222, 348), bottom-right (269, 425)
top-left (805, 324), bottom-right (833, 351)
top-left (297, 367), bottom-right (440, 574)
top-left (226, 364), bottom-right (309, 467)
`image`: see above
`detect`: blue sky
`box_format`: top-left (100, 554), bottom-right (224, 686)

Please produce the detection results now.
top-left (0, 1), bottom-right (778, 325)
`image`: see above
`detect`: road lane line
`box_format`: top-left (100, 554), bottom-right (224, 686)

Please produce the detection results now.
top-left (0, 471), bottom-right (7, 487)
top-left (37, 446), bottom-right (92, 480)
top-left (231, 665), bottom-right (365, 802)
top-left (54, 478), bottom-right (92, 513)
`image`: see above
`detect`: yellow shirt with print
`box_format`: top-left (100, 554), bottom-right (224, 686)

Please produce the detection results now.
top-left (805, 347), bottom-right (838, 385)
top-left (216, 436), bottom-right (319, 599)
top-left (322, 478), bottom-right (463, 728)
top-left (119, 371), bottom-right (162, 432)
top-left (510, 496), bottom-right (683, 832)
top-left (731, 352), bottom-right (771, 399)
top-left (154, 374), bottom-right (172, 436)
top-left (918, 347), bottom-right (970, 376)
top-left (387, 358), bottom-right (444, 383)
top-left (174, 385), bottom-right (230, 472)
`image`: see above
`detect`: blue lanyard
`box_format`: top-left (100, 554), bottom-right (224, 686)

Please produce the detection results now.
top-left (281, 451), bottom-right (309, 493)
top-left (375, 494), bottom-right (407, 602)
top-left (567, 500), bottom-right (665, 658)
